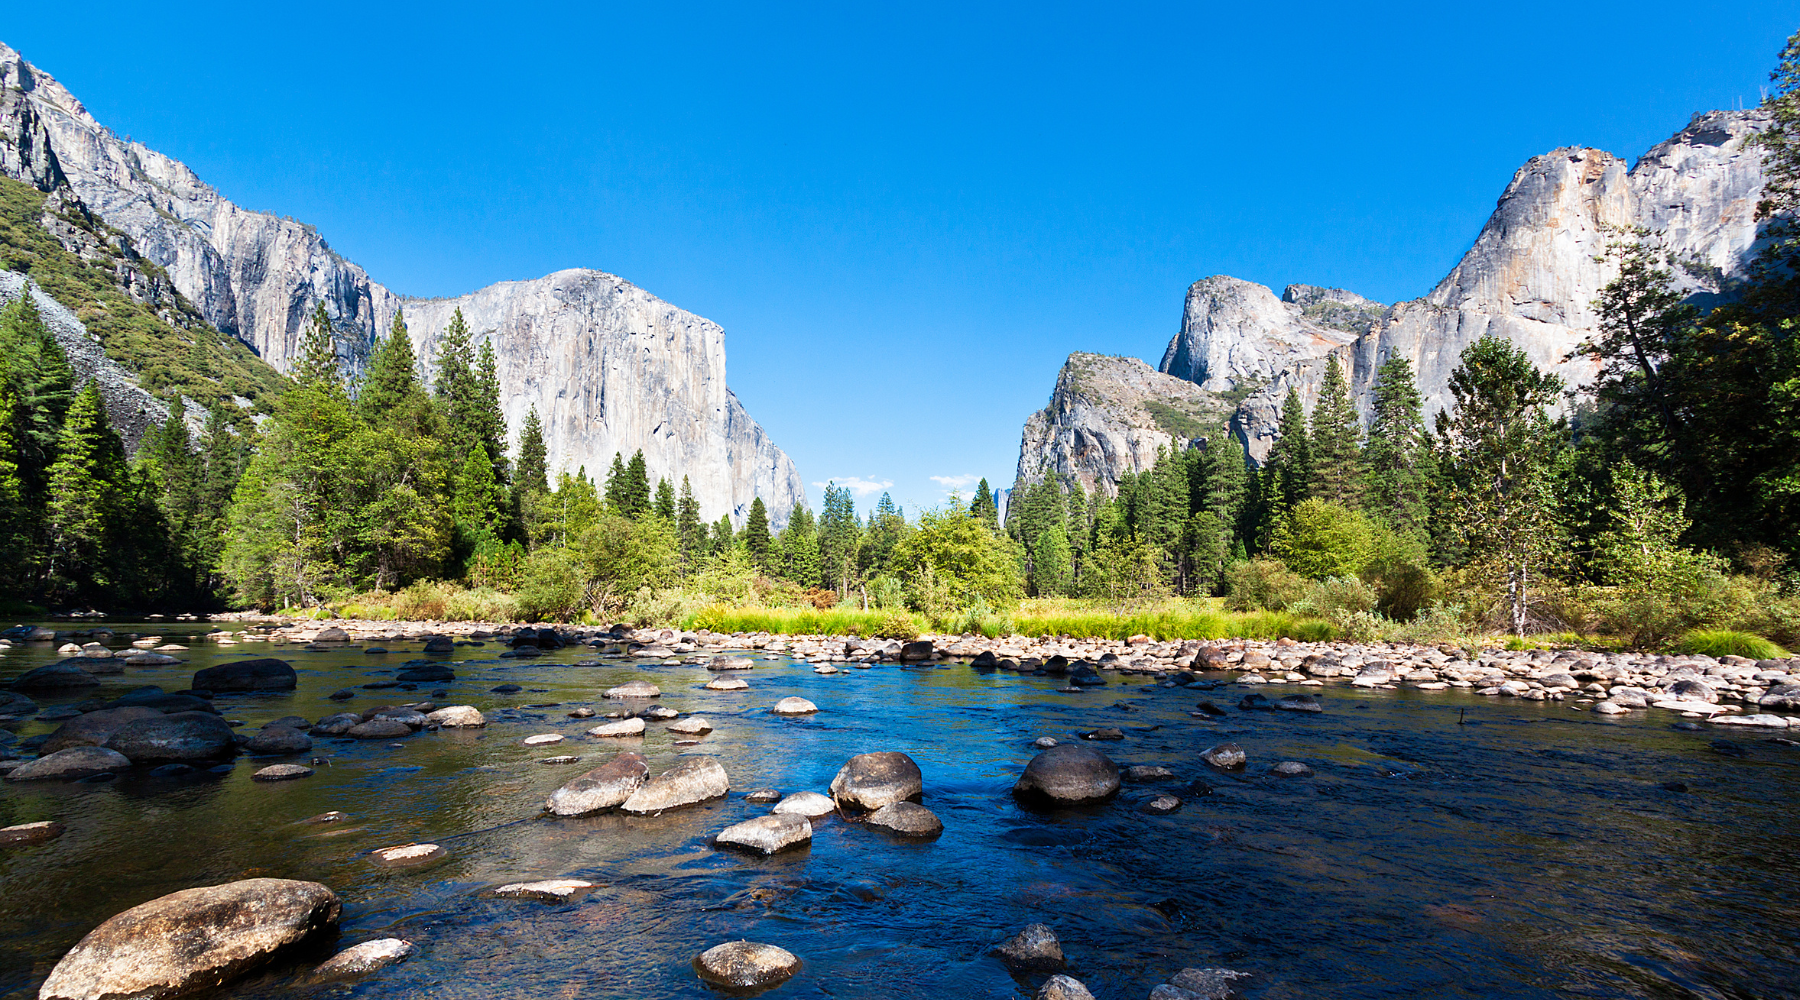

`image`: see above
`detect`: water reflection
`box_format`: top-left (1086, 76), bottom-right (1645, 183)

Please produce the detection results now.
top-left (2, 625), bottom-right (1797, 999)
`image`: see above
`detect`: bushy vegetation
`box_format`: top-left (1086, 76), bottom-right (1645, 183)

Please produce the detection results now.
top-left (1678, 629), bottom-right (1789, 660)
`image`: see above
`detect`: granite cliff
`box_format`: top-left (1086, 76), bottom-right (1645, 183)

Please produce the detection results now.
top-left (1014, 353), bottom-right (1232, 497)
top-left (0, 41), bottom-right (801, 524)
top-left (1015, 108), bottom-right (1773, 493)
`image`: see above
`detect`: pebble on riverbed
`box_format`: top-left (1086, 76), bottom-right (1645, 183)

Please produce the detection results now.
top-left (705, 677), bottom-right (749, 691)
top-left (772, 697), bottom-right (818, 715)
top-left (1140, 794), bottom-right (1183, 815)
top-left (1150, 967), bottom-right (1253, 1000)
top-left (586, 718), bottom-right (645, 738)
top-left (1199, 743), bottom-right (1247, 770)
top-left (694, 940), bottom-right (800, 989)
top-left (252, 764), bottom-right (314, 782)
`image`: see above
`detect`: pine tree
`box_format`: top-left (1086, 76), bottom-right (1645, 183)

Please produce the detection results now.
top-left (453, 442), bottom-right (505, 537)
top-left (818, 483), bottom-right (860, 594)
top-left (136, 410), bottom-right (202, 600)
top-left (1264, 386), bottom-right (1312, 522)
top-left (359, 310), bottom-right (429, 429)
top-left (780, 503), bottom-right (820, 584)
top-left (44, 385), bottom-right (131, 603)
top-left (621, 450), bottom-right (651, 518)
top-left (742, 495), bottom-right (772, 572)
top-left (677, 476), bottom-right (705, 570)
top-left (1201, 425), bottom-right (1249, 530)
top-left (603, 453), bottom-right (627, 511)
top-left (1363, 356), bottom-right (1432, 543)
top-left (433, 308), bottom-right (478, 463)
top-left (970, 478), bottom-right (1000, 531)
top-left (1309, 353), bottom-right (1363, 505)
top-left (710, 514), bottom-right (736, 556)
top-left (1438, 336), bottom-right (1565, 637)
top-left (0, 384), bottom-right (27, 594)
top-left (1031, 522), bottom-right (1073, 596)
top-left (0, 287), bottom-right (76, 492)
top-left (654, 477), bottom-right (676, 521)
top-left (473, 339), bottom-right (507, 477)
top-left (513, 407), bottom-right (548, 492)
top-left (294, 302), bottom-right (343, 393)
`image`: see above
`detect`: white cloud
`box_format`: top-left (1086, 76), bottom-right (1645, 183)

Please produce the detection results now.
top-left (813, 477), bottom-right (893, 499)
top-left (930, 474), bottom-right (980, 491)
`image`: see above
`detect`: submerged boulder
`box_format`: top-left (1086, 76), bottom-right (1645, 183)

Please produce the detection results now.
top-left (5, 746), bottom-right (131, 782)
top-left (192, 659), bottom-right (296, 692)
top-left (1013, 744), bottom-right (1120, 805)
top-left (993, 923), bottom-right (1065, 971)
top-left (828, 751), bottom-right (923, 812)
top-left (311, 938), bottom-right (416, 981)
top-left (41, 707), bottom-right (162, 755)
top-left (104, 713), bottom-right (236, 763)
top-left (694, 941), bottom-right (800, 990)
top-left (38, 878), bottom-right (341, 1000)
top-left (865, 801), bottom-right (942, 837)
top-left (11, 662), bottom-right (100, 692)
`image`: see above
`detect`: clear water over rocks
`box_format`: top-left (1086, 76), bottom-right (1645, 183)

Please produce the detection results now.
top-left (2, 624), bottom-right (1798, 999)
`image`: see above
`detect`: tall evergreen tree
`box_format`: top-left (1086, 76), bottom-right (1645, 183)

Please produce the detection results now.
top-left (1309, 353), bottom-right (1363, 505)
top-left (44, 385), bottom-right (133, 603)
top-left (0, 385), bottom-right (27, 593)
top-left (970, 478), bottom-right (999, 531)
top-left (1438, 337), bottom-right (1566, 637)
top-left (818, 484), bottom-right (860, 594)
top-left (677, 476), bottom-right (705, 570)
top-left (1201, 424), bottom-right (1249, 531)
top-left (0, 288), bottom-right (76, 493)
top-left (294, 302), bottom-right (343, 394)
top-left (1363, 356), bottom-right (1432, 543)
top-left (433, 308), bottom-right (478, 464)
top-left (620, 450), bottom-right (651, 518)
top-left (603, 452), bottom-right (627, 511)
top-left (742, 495), bottom-right (772, 572)
top-left (654, 477), bottom-right (676, 521)
top-left (359, 310), bottom-right (431, 430)
top-left (780, 503), bottom-right (820, 585)
top-left (1262, 386), bottom-right (1312, 524)
top-left (452, 441), bottom-right (506, 537)
top-left (473, 340), bottom-right (508, 477)
top-left (514, 406), bottom-right (548, 496)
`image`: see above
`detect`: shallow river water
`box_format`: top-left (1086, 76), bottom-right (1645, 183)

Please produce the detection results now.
top-left (2, 626), bottom-right (1798, 1000)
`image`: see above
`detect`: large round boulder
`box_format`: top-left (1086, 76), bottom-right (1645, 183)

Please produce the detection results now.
top-left (41, 707), bottom-right (162, 755)
top-left (395, 664), bottom-right (454, 683)
top-left (604, 680), bottom-right (661, 699)
top-left (694, 941), bottom-right (800, 990)
top-left (347, 719), bottom-right (413, 740)
top-left (828, 751), bottom-right (924, 812)
top-left (5, 746), bottom-right (131, 782)
top-left (104, 712), bottom-right (236, 763)
top-left (865, 801), bottom-right (943, 837)
top-left (11, 662), bottom-right (100, 693)
top-left (706, 656), bottom-right (754, 672)
top-left (192, 659), bottom-right (296, 692)
top-left (38, 878), bottom-right (341, 1000)
top-left (621, 756), bottom-right (730, 814)
top-left (244, 727), bottom-right (313, 755)
top-left (544, 752), bottom-right (650, 816)
top-left (1012, 744), bottom-right (1120, 805)
top-left (425, 705), bottom-right (485, 728)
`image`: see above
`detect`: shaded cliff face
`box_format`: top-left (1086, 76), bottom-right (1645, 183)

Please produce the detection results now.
top-left (1012, 353), bottom-right (1227, 497)
top-left (397, 273), bottom-right (803, 525)
top-left (0, 40), bottom-right (800, 523)
top-left (1169, 109), bottom-right (1770, 461)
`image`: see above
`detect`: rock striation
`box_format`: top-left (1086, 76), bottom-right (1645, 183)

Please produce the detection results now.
top-left (0, 41), bottom-right (800, 522)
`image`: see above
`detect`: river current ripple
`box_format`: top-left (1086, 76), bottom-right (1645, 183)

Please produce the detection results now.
top-left (2, 627), bottom-right (1797, 1000)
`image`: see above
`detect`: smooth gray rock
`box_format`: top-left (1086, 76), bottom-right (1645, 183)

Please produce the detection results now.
top-left (6, 746), bottom-right (130, 781)
top-left (865, 801), bottom-right (943, 837)
top-left (1013, 744), bottom-right (1121, 805)
top-left (707, 656), bottom-right (755, 671)
top-left (621, 756), bottom-right (730, 814)
top-left (37, 878), bottom-right (341, 1000)
top-left (311, 938), bottom-right (416, 980)
top-left (1272, 761), bottom-right (1314, 777)
top-left (369, 843), bottom-right (445, 867)
top-left (491, 879), bottom-right (596, 902)
top-left (346, 719), bottom-right (413, 740)
top-left (252, 764), bottom-right (315, 782)
top-left (1039, 974), bottom-right (1096, 1000)
top-left (1200, 742), bottom-right (1247, 770)
top-left (1123, 764), bottom-right (1177, 783)
top-left (10, 662), bottom-right (100, 692)
top-left (604, 680), bottom-right (661, 699)
top-left (104, 712), bottom-right (236, 763)
top-left (310, 713), bottom-right (362, 736)
top-left (694, 940), bottom-right (800, 989)
top-left (771, 697), bottom-right (818, 715)
top-left (425, 705), bottom-right (486, 728)
top-left (828, 751), bottom-right (924, 811)
top-left (191, 659), bottom-right (296, 692)
top-left (586, 718), bottom-right (645, 738)
top-left (1140, 794), bottom-right (1183, 815)
top-left (545, 752), bottom-right (650, 816)
top-left (715, 813), bottom-right (813, 854)
top-left (41, 707), bottom-right (162, 754)
top-left (772, 791), bottom-right (836, 818)
top-left (244, 727), bottom-right (312, 755)
top-left (993, 923), bottom-right (1064, 971)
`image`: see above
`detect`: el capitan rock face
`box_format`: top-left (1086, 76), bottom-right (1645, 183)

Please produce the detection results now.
top-left (1015, 109), bottom-right (1774, 488)
top-left (0, 41), bottom-right (801, 523)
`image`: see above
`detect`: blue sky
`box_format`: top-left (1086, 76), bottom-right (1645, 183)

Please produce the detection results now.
top-left (5, 3), bottom-right (1794, 516)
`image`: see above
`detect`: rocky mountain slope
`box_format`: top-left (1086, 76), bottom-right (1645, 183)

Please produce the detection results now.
top-left (1188, 109), bottom-right (1770, 462)
top-left (1015, 107), bottom-right (1773, 490)
top-left (0, 41), bottom-right (801, 524)
top-left (1014, 353), bottom-right (1232, 497)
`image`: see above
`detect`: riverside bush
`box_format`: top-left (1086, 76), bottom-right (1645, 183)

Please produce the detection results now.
top-left (1678, 629), bottom-right (1788, 659)
top-left (1225, 558), bottom-right (1309, 612)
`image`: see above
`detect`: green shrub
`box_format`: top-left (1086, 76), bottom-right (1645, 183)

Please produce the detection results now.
top-left (873, 611), bottom-right (921, 641)
top-left (1225, 558), bottom-right (1309, 611)
top-left (1269, 499), bottom-right (1374, 579)
top-left (1294, 575), bottom-right (1378, 619)
top-left (1678, 629), bottom-right (1788, 660)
